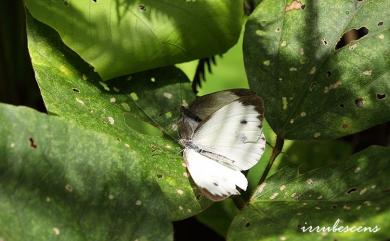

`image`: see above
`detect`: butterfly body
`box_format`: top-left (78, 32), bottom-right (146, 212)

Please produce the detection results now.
top-left (179, 89), bottom-right (266, 201)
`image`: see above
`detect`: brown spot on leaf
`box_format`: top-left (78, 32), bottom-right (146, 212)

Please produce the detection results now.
top-left (355, 98), bottom-right (364, 107)
top-left (29, 138), bottom-right (37, 149)
top-left (342, 123), bottom-right (349, 129)
top-left (285, 0), bottom-right (305, 12)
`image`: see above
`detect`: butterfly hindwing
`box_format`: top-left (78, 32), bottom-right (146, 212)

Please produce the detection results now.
top-left (183, 149), bottom-right (248, 201)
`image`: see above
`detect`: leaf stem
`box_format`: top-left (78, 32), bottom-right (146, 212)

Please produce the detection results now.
top-left (232, 195), bottom-right (246, 210)
top-left (257, 135), bottom-right (285, 186)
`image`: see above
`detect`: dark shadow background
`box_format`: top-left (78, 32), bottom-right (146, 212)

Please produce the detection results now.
top-left (0, 1), bottom-right (388, 241)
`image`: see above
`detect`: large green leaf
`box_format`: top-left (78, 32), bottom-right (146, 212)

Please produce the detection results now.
top-left (196, 199), bottom-right (239, 237)
top-left (227, 146), bottom-right (390, 241)
top-left (26, 13), bottom-right (210, 221)
top-left (24, 0), bottom-right (244, 80)
top-left (0, 104), bottom-right (172, 241)
top-left (244, 0), bottom-right (390, 139)
top-left (279, 139), bottom-right (353, 172)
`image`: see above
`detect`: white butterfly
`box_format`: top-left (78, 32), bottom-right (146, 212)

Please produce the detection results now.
top-left (179, 89), bottom-right (266, 201)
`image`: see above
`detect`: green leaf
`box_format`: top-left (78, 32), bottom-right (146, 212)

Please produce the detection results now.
top-left (26, 12), bottom-right (210, 221)
top-left (244, 0), bottom-right (390, 139)
top-left (0, 103), bottom-right (172, 241)
top-left (279, 139), bottom-right (353, 172)
top-left (227, 146), bottom-right (390, 241)
top-left (24, 0), bottom-right (244, 80)
top-left (196, 199), bottom-right (239, 237)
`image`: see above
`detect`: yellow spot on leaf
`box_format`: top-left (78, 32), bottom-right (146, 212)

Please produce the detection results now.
top-left (52, 227), bottom-right (60, 236)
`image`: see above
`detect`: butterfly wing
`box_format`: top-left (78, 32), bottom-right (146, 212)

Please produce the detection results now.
top-left (183, 149), bottom-right (248, 201)
top-left (192, 96), bottom-right (265, 171)
top-left (187, 89), bottom-right (257, 121)
top-left (179, 89), bottom-right (257, 139)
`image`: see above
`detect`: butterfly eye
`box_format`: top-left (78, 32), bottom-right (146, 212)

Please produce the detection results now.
top-left (240, 120), bottom-right (247, 124)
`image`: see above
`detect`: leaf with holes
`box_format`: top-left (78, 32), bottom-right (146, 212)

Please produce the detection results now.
top-left (26, 13), bottom-right (210, 221)
top-left (0, 103), bottom-right (172, 241)
top-left (244, 0), bottom-right (390, 139)
top-left (227, 146), bottom-right (390, 241)
top-left (24, 0), bottom-right (244, 80)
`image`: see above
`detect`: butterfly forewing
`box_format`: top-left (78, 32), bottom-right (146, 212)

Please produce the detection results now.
top-left (192, 96), bottom-right (265, 171)
top-left (183, 149), bottom-right (247, 201)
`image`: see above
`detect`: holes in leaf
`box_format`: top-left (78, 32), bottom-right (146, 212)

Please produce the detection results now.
top-left (139, 4), bottom-right (146, 11)
top-left (29, 138), bottom-right (37, 149)
top-left (377, 93), bottom-right (386, 100)
top-left (347, 187), bottom-right (357, 194)
top-left (72, 88), bottom-right (80, 93)
top-left (378, 21), bottom-right (384, 26)
top-left (355, 98), bottom-right (364, 108)
top-left (245, 222), bottom-right (251, 227)
top-left (321, 38), bottom-right (328, 45)
top-left (335, 27), bottom-right (369, 50)
top-left (156, 174), bottom-right (163, 179)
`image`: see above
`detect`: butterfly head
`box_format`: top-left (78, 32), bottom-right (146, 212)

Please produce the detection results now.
top-left (178, 139), bottom-right (195, 148)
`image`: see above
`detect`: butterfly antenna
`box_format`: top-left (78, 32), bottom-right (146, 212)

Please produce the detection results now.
top-left (129, 97), bottom-right (177, 142)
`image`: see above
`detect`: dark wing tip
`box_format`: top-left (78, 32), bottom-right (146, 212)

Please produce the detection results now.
top-left (238, 95), bottom-right (265, 119)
